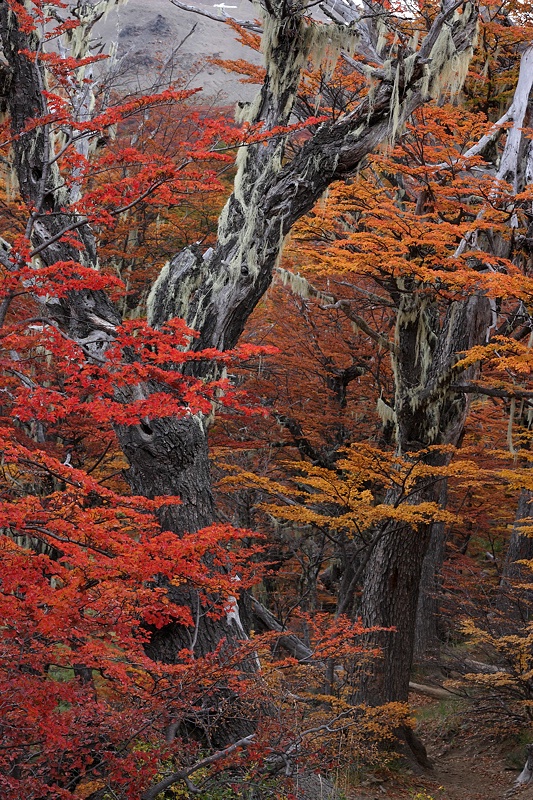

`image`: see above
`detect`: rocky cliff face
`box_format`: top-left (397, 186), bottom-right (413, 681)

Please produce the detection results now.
top-left (97, 0), bottom-right (260, 102)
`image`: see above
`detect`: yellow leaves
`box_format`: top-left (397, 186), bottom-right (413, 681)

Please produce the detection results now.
top-left (288, 97), bottom-right (533, 306)
top-left (219, 468), bottom-right (307, 500)
top-left (357, 702), bottom-right (414, 741)
top-left (456, 336), bottom-right (533, 378)
top-left (463, 672), bottom-right (516, 688)
top-left (223, 443), bottom-right (478, 536)
top-left (379, 501), bottom-right (457, 526)
top-left (74, 780), bottom-right (105, 798)
top-left (497, 469), bottom-right (533, 493)
top-left (461, 620), bottom-right (533, 708)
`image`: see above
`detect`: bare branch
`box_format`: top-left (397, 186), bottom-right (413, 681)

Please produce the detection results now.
top-left (141, 735), bottom-right (255, 800)
top-left (450, 383), bottom-right (533, 404)
top-left (276, 268), bottom-right (396, 353)
top-left (168, 0), bottom-right (262, 32)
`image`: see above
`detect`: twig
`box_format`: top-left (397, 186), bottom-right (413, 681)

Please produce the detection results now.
top-left (168, 0), bottom-right (262, 32)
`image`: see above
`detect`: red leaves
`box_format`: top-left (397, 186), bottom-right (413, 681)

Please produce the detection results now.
top-left (9, 260), bottom-right (124, 298)
top-left (0, 421), bottom-right (263, 798)
top-left (0, 8), bottom-right (267, 783)
top-left (0, 314), bottom-right (274, 429)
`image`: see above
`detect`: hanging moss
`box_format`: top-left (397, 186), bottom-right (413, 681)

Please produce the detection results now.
top-left (424, 2), bottom-right (477, 101)
top-left (276, 266), bottom-right (335, 304)
top-left (377, 396), bottom-right (396, 426)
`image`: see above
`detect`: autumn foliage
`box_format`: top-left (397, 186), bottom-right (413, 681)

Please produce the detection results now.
top-left (2, 0), bottom-right (533, 798)
top-left (0, 3), bottom-right (403, 799)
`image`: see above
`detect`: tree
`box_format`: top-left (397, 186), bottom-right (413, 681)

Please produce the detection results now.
top-left (0, 4), bottom-right (269, 794)
top-left (0, 254), bottom-right (267, 796)
top-left (0, 0), bottom-right (481, 708)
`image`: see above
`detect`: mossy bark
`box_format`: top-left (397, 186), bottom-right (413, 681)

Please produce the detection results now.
top-left (356, 292), bottom-right (492, 706)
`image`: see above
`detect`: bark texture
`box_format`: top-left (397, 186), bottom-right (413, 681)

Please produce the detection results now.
top-left (357, 293), bottom-right (492, 706)
top-left (414, 517), bottom-right (447, 660)
top-left (498, 489), bottom-right (533, 624)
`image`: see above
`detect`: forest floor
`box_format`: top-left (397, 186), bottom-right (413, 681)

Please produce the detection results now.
top-left (340, 690), bottom-right (532, 800)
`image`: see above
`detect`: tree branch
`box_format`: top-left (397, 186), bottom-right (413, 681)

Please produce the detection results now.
top-left (250, 598), bottom-right (314, 662)
top-left (168, 0), bottom-right (262, 32)
top-left (450, 383), bottom-right (533, 403)
top-left (141, 735), bottom-right (255, 800)
top-left (276, 267), bottom-right (396, 353)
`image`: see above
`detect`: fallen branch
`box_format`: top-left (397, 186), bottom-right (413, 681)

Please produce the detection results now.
top-left (408, 681), bottom-right (458, 700)
top-left (251, 598), bottom-right (315, 663)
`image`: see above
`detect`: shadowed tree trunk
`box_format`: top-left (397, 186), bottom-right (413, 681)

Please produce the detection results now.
top-left (414, 517), bottom-right (448, 661)
top-left (356, 293), bottom-right (492, 706)
top-left (498, 489), bottom-right (533, 625)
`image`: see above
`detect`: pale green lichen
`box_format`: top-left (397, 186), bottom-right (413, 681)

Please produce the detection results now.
top-left (276, 267), bottom-right (334, 304)
top-left (377, 396), bottom-right (396, 426)
top-left (375, 17), bottom-right (389, 58)
top-left (423, 3), bottom-right (477, 101)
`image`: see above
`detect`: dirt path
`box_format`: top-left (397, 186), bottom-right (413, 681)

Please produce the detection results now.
top-left (344, 694), bottom-right (532, 800)
top-left (401, 692), bottom-right (527, 800)
top-left (350, 743), bottom-right (522, 800)
top-left (425, 741), bottom-right (514, 799)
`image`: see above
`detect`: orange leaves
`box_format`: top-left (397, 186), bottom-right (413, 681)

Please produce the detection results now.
top-left (456, 336), bottom-right (533, 380)
top-left (23, 49), bottom-right (107, 76)
top-left (291, 102), bottom-right (531, 301)
top-left (225, 19), bottom-right (262, 52)
top-left (222, 443), bottom-right (476, 537)
top-left (7, 259), bottom-right (125, 298)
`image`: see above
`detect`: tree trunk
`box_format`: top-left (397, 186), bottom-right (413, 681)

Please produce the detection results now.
top-left (354, 40), bottom-right (533, 707)
top-left (498, 489), bottom-right (533, 626)
top-left (414, 512), bottom-right (448, 660)
top-left (357, 510), bottom-right (437, 705)
top-left (356, 293), bottom-right (492, 705)
top-left (119, 414), bottom-right (216, 535)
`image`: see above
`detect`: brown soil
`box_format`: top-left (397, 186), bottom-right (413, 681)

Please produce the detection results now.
top-left (339, 693), bottom-right (532, 800)
top-left (425, 740), bottom-right (516, 799)
top-left (346, 743), bottom-right (521, 800)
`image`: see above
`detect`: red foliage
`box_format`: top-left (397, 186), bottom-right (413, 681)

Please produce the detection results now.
top-left (0, 5), bottom-right (273, 798)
